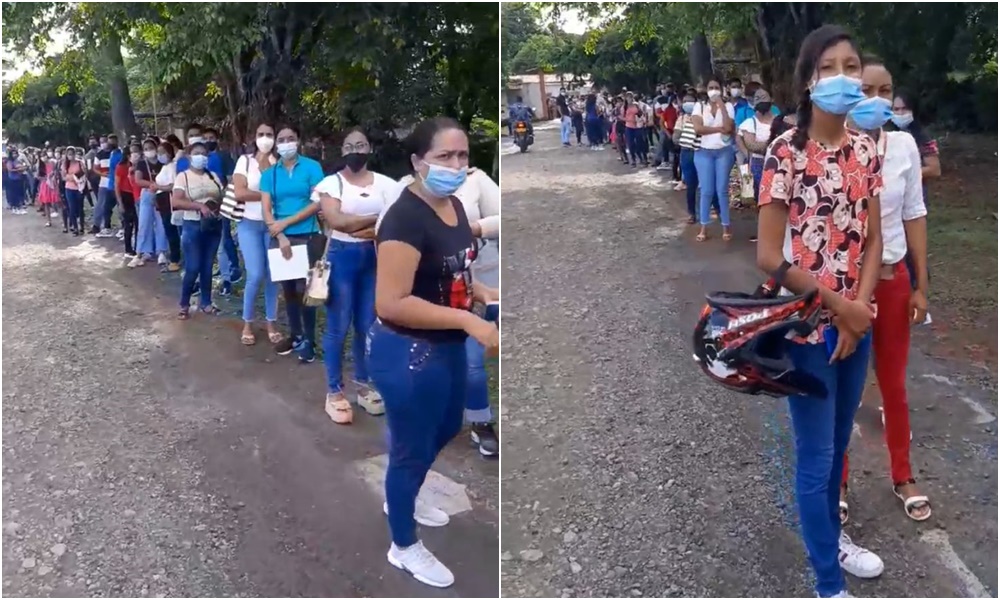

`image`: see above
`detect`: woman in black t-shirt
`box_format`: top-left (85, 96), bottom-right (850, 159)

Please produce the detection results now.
top-left (370, 117), bottom-right (498, 589)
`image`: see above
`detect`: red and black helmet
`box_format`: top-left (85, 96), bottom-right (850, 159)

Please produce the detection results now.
top-left (692, 280), bottom-right (826, 397)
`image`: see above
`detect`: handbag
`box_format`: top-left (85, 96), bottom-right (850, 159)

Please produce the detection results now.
top-left (220, 182), bottom-right (243, 222)
top-left (220, 154), bottom-right (252, 222)
top-left (738, 164), bottom-right (755, 201)
top-left (304, 173), bottom-right (343, 307)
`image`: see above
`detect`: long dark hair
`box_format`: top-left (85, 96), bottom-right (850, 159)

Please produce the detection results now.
top-left (890, 87), bottom-right (932, 146)
top-left (791, 25), bottom-right (861, 151)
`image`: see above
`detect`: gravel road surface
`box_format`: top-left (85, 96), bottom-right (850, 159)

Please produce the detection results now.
top-left (1, 212), bottom-right (498, 598)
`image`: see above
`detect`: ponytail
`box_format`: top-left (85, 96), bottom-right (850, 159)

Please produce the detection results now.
top-left (791, 90), bottom-right (812, 152)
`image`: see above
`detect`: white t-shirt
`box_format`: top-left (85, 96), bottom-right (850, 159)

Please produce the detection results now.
top-left (378, 169), bottom-right (499, 239)
top-left (232, 153), bottom-right (278, 221)
top-left (311, 170), bottom-right (397, 242)
top-left (738, 116), bottom-right (773, 157)
top-left (878, 131), bottom-right (926, 265)
top-left (694, 101), bottom-right (736, 149)
top-left (154, 160), bottom-right (176, 188)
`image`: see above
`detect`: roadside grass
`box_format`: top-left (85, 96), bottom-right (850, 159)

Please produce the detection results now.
top-left (923, 132), bottom-right (998, 364)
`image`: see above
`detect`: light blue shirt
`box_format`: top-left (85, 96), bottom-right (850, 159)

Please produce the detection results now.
top-left (259, 156), bottom-right (325, 236)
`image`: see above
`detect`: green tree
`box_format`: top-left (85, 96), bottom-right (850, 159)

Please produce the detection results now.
top-left (501, 3), bottom-right (542, 81)
top-left (2, 51), bottom-right (112, 143)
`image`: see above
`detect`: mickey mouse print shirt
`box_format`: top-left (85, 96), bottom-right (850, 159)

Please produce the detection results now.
top-left (376, 187), bottom-right (478, 343)
top-left (758, 127), bottom-right (883, 343)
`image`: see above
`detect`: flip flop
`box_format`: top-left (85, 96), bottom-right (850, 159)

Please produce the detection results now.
top-left (893, 481), bottom-right (932, 521)
top-left (696, 232), bottom-right (707, 242)
top-left (241, 331), bottom-right (256, 346)
top-left (722, 232), bottom-right (733, 242)
top-left (268, 330), bottom-right (284, 344)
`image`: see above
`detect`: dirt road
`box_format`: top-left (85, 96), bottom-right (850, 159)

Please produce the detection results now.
top-left (499, 129), bottom-right (997, 598)
top-left (1, 212), bottom-right (498, 597)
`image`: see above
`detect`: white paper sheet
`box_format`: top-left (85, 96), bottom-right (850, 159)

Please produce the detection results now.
top-left (268, 246), bottom-right (310, 282)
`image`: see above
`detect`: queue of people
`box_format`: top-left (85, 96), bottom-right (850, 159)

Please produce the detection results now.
top-left (691, 23), bottom-right (941, 599)
top-left (2, 116), bottom-right (500, 589)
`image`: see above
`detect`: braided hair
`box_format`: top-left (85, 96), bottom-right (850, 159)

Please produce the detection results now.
top-left (790, 25), bottom-right (860, 151)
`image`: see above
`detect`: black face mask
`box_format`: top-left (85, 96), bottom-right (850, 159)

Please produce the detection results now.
top-left (89, 142), bottom-right (98, 149)
top-left (756, 102), bottom-right (772, 115)
top-left (205, 141), bottom-right (218, 152)
top-left (344, 152), bottom-right (369, 172)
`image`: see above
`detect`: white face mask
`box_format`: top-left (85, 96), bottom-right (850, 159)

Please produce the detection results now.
top-left (256, 135), bottom-right (274, 153)
top-left (144, 150), bottom-right (157, 160)
top-left (730, 88), bottom-right (743, 98)
top-left (707, 89), bottom-right (722, 100)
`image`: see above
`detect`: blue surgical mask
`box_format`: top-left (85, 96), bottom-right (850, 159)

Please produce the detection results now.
top-left (891, 112), bottom-right (914, 129)
top-left (157, 153), bottom-right (170, 164)
top-left (808, 74), bottom-right (865, 115)
top-left (277, 141), bottom-right (298, 160)
top-left (421, 162), bottom-right (467, 197)
top-left (682, 102), bottom-right (695, 114)
top-left (189, 154), bottom-right (208, 170)
top-left (848, 96), bottom-right (893, 130)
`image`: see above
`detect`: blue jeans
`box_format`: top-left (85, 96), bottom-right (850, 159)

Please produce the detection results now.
top-left (236, 219), bottom-right (279, 323)
top-left (464, 303), bottom-right (499, 423)
top-left (65, 189), bottom-right (84, 231)
top-left (368, 321), bottom-right (466, 547)
top-left (93, 187), bottom-right (112, 228)
top-left (136, 190), bottom-right (168, 257)
top-left (585, 116), bottom-right (602, 146)
top-left (693, 147), bottom-right (735, 226)
top-left (180, 220), bottom-right (222, 309)
top-left (217, 221), bottom-right (241, 283)
top-left (323, 240), bottom-right (377, 394)
top-left (680, 148), bottom-right (699, 218)
top-left (750, 155), bottom-right (765, 204)
top-left (560, 116), bottom-right (572, 145)
top-left (786, 335), bottom-right (872, 597)
top-left (625, 127), bottom-right (647, 163)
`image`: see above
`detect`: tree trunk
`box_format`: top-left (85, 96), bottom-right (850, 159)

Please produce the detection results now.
top-left (754, 2), bottom-right (827, 110)
top-left (101, 30), bottom-right (139, 139)
top-left (689, 33), bottom-right (714, 86)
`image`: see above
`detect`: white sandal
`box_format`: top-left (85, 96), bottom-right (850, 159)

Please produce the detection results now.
top-left (893, 481), bottom-right (932, 521)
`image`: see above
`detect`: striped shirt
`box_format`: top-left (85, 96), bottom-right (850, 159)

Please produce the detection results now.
top-left (677, 116), bottom-right (701, 149)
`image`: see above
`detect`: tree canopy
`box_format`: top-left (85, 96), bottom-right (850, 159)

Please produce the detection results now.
top-left (2, 2), bottom-right (499, 174)
top-left (509, 2), bottom-right (997, 131)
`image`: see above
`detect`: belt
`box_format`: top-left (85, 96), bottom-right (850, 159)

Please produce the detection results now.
top-left (879, 260), bottom-right (905, 280)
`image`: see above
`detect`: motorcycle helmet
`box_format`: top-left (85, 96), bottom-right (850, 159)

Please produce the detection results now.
top-left (693, 281), bottom-right (826, 397)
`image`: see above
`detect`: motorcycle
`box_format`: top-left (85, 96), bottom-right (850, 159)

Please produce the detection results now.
top-left (513, 120), bottom-right (533, 153)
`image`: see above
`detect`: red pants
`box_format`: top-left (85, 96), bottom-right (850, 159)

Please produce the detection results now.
top-left (843, 261), bottom-right (913, 485)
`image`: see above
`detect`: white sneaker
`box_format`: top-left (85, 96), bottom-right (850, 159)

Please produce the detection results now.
top-left (383, 500), bottom-right (449, 527)
top-left (357, 386), bottom-right (385, 416)
top-left (838, 532), bottom-right (883, 578)
top-left (823, 591), bottom-right (854, 598)
top-left (128, 255), bottom-right (145, 268)
top-left (387, 541), bottom-right (454, 588)
top-left (96, 228), bottom-right (115, 238)
top-left (115, 230), bottom-right (125, 240)
top-left (50, 210), bottom-right (59, 217)
top-left (157, 252), bottom-right (168, 266)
